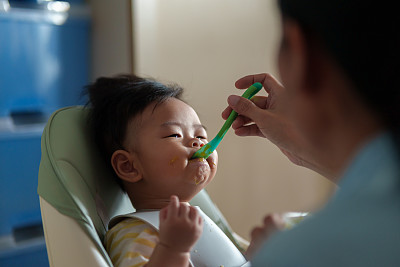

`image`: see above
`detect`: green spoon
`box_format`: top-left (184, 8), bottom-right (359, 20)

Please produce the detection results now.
top-left (191, 82), bottom-right (263, 159)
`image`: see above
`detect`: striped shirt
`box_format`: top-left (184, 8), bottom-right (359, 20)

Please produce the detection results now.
top-left (104, 218), bottom-right (159, 267)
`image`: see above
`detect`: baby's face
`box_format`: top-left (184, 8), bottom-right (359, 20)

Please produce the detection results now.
top-left (124, 98), bottom-right (218, 202)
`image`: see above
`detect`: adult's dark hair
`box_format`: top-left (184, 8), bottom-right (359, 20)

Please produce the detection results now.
top-left (278, 0), bottom-right (400, 149)
top-left (85, 74), bottom-right (184, 186)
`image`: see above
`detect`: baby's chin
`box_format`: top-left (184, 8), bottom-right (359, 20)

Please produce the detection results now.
top-left (186, 159), bottom-right (212, 184)
top-left (194, 172), bottom-right (216, 188)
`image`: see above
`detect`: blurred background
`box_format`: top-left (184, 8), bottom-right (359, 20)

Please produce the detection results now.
top-left (0, 0), bottom-right (335, 265)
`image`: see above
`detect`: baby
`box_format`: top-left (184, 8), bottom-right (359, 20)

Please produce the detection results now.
top-left (86, 74), bottom-right (249, 267)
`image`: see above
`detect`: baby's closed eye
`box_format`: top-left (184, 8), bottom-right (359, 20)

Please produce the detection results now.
top-left (166, 134), bottom-right (182, 138)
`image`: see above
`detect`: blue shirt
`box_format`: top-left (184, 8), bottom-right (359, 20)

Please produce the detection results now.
top-left (252, 133), bottom-right (400, 266)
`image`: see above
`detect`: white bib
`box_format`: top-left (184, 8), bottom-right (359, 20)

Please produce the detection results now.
top-left (109, 207), bottom-right (251, 267)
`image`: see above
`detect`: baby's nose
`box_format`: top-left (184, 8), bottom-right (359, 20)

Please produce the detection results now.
top-left (191, 139), bottom-right (204, 147)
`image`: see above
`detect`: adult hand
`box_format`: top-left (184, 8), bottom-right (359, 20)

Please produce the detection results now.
top-left (223, 73), bottom-right (327, 177)
top-left (245, 213), bottom-right (285, 260)
top-left (223, 73), bottom-right (287, 140)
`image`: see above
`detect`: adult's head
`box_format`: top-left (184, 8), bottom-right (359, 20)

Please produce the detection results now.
top-left (276, 0), bottom-right (399, 177)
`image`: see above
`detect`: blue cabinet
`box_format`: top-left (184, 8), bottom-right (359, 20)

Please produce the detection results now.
top-left (0, 1), bottom-right (90, 265)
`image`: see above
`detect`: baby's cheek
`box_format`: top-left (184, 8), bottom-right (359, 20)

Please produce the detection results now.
top-left (169, 156), bottom-right (179, 166)
top-left (168, 155), bottom-right (188, 169)
top-left (148, 155), bottom-right (179, 176)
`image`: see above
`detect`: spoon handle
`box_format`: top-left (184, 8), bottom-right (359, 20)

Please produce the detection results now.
top-left (216, 82), bottom-right (263, 139)
top-left (191, 82), bottom-right (263, 159)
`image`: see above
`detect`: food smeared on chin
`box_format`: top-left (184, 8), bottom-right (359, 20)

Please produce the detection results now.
top-left (194, 176), bottom-right (203, 185)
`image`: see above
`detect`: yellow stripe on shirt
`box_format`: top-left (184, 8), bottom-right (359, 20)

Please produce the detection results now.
top-left (115, 251), bottom-right (150, 267)
top-left (105, 218), bottom-right (160, 267)
top-left (124, 251), bottom-right (149, 260)
top-left (110, 232), bottom-right (141, 252)
top-left (114, 251), bottom-right (141, 267)
top-left (135, 237), bottom-right (156, 248)
top-left (143, 227), bottom-right (158, 236)
top-left (106, 219), bottom-right (146, 250)
top-left (111, 252), bottom-right (122, 265)
top-left (129, 262), bottom-right (147, 267)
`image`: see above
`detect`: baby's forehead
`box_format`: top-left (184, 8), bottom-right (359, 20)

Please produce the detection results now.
top-left (160, 121), bottom-right (207, 131)
top-left (131, 98), bottom-right (202, 129)
top-left (150, 98), bottom-right (199, 119)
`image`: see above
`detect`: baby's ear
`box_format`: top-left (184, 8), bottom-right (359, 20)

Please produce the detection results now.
top-left (111, 150), bottom-right (143, 183)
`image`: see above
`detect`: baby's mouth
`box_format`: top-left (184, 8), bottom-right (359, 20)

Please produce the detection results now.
top-left (188, 157), bottom-right (206, 163)
top-left (188, 155), bottom-right (217, 169)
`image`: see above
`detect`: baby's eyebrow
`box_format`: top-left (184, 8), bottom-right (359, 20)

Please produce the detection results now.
top-left (161, 121), bottom-right (207, 131)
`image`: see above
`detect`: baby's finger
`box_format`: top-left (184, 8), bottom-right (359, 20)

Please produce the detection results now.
top-left (160, 206), bottom-right (168, 221)
top-left (178, 203), bottom-right (190, 217)
top-left (168, 195), bottom-right (179, 218)
top-left (188, 206), bottom-right (199, 220)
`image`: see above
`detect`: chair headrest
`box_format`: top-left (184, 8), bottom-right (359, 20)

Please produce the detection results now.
top-left (38, 106), bottom-right (134, 241)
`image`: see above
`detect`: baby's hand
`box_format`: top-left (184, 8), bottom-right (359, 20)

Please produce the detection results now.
top-left (158, 195), bottom-right (203, 253)
top-left (245, 213), bottom-right (285, 259)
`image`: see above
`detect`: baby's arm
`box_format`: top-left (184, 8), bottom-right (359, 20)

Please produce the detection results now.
top-left (146, 195), bottom-right (203, 267)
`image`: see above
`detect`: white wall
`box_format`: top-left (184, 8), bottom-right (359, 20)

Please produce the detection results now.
top-left (90, 0), bottom-right (336, 240)
top-left (87, 0), bottom-right (132, 79)
top-left (132, 0), bottom-right (335, 240)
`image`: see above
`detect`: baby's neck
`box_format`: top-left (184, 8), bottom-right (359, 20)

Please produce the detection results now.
top-left (124, 183), bottom-right (193, 210)
top-left (132, 198), bottom-right (190, 211)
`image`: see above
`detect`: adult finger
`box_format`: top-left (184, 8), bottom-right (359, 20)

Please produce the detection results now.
top-left (227, 95), bottom-right (265, 123)
top-left (250, 226), bottom-right (265, 240)
top-left (251, 96), bottom-right (269, 109)
top-left (223, 95), bottom-right (269, 119)
top-left (232, 115), bottom-right (253, 130)
top-left (235, 73), bottom-right (283, 95)
top-left (235, 73), bottom-right (270, 89)
top-left (222, 106), bottom-right (233, 120)
top-left (222, 95), bottom-right (269, 122)
top-left (263, 214), bottom-right (285, 232)
top-left (234, 123), bottom-right (264, 137)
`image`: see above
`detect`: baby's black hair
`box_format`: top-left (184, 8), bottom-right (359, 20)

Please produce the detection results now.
top-left (85, 74), bottom-right (184, 186)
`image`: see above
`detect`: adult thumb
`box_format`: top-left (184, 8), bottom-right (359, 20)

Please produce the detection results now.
top-left (228, 95), bottom-right (261, 120)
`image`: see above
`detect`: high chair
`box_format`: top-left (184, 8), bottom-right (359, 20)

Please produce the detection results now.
top-left (38, 106), bottom-right (247, 267)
